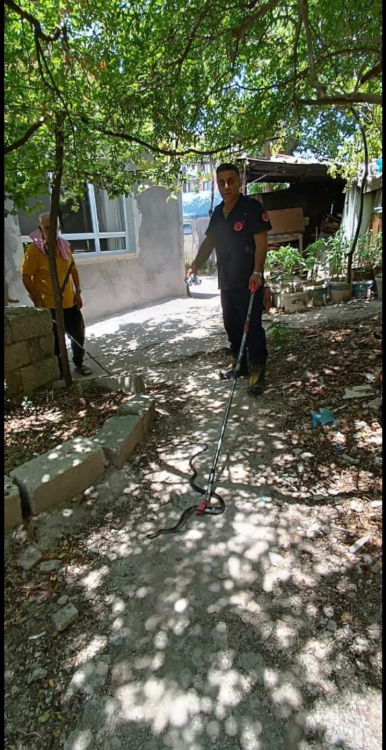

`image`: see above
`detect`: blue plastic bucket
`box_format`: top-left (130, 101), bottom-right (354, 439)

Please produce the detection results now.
top-left (352, 280), bottom-right (373, 299)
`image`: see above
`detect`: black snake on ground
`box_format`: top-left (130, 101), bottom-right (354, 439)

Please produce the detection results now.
top-left (146, 444), bottom-right (225, 539)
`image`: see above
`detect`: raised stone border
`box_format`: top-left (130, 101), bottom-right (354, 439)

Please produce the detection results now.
top-left (5, 393), bottom-right (155, 527)
top-left (10, 437), bottom-right (105, 517)
top-left (4, 476), bottom-right (23, 531)
top-left (93, 394), bottom-right (155, 468)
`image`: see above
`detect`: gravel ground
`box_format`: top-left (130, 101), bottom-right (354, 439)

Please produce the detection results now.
top-left (4, 292), bottom-right (382, 750)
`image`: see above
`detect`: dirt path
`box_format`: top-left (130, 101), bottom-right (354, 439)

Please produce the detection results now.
top-left (5, 298), bottom-right (382, 750)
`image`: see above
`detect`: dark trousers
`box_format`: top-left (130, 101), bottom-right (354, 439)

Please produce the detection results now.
top-left (50, 305), bottom-right (85, 374)
top-left (221, 286), bottom-right (268, 364)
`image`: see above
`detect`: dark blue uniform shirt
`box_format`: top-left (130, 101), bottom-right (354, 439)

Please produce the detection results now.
top-left (206, 194), bottom-right (272, 290)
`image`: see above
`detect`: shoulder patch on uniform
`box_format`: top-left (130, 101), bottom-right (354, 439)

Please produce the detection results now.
top-left (262, 212), bottom-right (269, 222)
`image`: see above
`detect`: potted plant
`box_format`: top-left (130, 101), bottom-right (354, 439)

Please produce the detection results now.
top-left (352, 230), bottom-right (382, 298)
top-left (265, 249), bottom-right (284, 308)
top-left (304, 239), bottom-right (328, 307)
top-left (270, 245), bottom-right (307, 313)
top-left (324, 230), bottom-right (352, 304)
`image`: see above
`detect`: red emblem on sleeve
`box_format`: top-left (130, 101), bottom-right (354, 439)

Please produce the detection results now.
top-left (262, 212), bottom-right (269, 222)
top-left (233, 221), bottom-right (244, 231)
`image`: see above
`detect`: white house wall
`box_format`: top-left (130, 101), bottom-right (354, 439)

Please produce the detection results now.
top-left (5, 187), bottom-right (186, 324)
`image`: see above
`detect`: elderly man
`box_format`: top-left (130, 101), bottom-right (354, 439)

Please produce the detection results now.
top-left (21, 212), bottom-right (91, 377)
top-left (186, 163), bottom-right (271, 396)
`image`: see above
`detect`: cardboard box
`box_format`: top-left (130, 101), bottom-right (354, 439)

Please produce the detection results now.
top-left (266, 207), bottom-right (305, 234)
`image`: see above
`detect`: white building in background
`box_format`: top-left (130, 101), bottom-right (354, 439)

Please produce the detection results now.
top-left (5, 184), bottom-right (186, 324)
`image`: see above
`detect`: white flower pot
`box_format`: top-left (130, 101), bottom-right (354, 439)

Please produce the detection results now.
top-left (283, 290), bottom-right (308, 314)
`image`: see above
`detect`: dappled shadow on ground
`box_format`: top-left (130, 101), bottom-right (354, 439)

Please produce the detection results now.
top-left (77, 277), bottom-right (224, 377)
top-left (4, 311), bottom-right (382, 750)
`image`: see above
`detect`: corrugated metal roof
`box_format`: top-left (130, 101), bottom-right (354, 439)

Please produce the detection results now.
top-left (238, 155), bottom-right (344, 183)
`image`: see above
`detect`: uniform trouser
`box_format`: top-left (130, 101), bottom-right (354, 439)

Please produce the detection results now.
top-left (220, 286), bottom-right (268, 365)
top-left (49, 305), bottom-right (85, 374)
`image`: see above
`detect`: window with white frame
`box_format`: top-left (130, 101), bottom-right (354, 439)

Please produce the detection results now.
top-left (203, 180), bottom-right (212, 191)
top-left (18, 184), bottom-right (134, 258)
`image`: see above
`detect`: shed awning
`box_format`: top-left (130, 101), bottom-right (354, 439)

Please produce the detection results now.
top-left (237, 155), bottom-right (345, 184)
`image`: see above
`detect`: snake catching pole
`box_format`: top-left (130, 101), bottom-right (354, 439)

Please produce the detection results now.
top-left (147, 282), bottom-right (257, 539)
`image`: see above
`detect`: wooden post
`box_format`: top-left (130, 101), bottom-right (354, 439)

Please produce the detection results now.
top-left (46, 113), bottom-right (72, 387)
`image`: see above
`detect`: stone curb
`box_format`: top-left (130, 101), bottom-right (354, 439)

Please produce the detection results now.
top-left (92, 396), bottom-right (155, 468)
top-left (10, 437), bottom-right (105, 517)
top-left (5, 395), bottom-right (155, 526)
top-left (71, 372), bottom-right (146, 395)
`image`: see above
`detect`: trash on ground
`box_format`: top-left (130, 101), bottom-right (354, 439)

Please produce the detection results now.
top-left (311, 408), bottom-right (337, 428)
top-left (349, 535), bottom-right (371, 554)
top-left (343, 385), bottom-right (373, 399)
top-left (28, 631), bottom-right (46, 640)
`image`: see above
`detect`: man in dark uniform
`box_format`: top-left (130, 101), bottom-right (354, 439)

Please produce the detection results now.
top-left (186, 163), bottom-right (271, 396)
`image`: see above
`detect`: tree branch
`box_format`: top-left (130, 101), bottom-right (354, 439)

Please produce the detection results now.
top-left (298, 0), bottom-right (326, 98)
top-left (79, 116), bottom-right (239, 157)
top-left (4, 118), bottom-right (45, 154)
top-left (5, 0), bottom-right (61, 43)
top-left (358, 60), bottom-right (382, 87)
top-left (231, 0), bottom-right (282, 38)
top-left (299, 93), bottom-right (382, 105)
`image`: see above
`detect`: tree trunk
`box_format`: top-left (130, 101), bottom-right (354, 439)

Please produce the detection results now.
top-left (47, 114), bottom-right (72, 387)
top-left (346, 108), bottom-right (369, 283)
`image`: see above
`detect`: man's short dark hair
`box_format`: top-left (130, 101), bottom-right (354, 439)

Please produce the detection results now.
top-left (216, 163), bottom-right (240, 177)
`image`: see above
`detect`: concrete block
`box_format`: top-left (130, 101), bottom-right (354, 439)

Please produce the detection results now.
top-left (4, 368), bottom-right (22, 398)
top-left (5, 306), bottom-right (52, 342)
top-left (116, 395), bottom-right (156, 433)
top-left (40, 333), bottom-right (55, 356)
top-left (20, 355), bottom-right (60, 395)
top-left (10, 436), bottom-right (105, 515)
top-left (93, 414), bottom-right (143, 468)
top-left (4, 476), bottom-right (23, 530)
top-left (87, 372), bottom-right (146, 395)
top-left (4, 340), bottom-right (30, 373)
top-left (28, 339), bottom-right (44, 364)
top-left (4, 318), bottom-right (13, 345)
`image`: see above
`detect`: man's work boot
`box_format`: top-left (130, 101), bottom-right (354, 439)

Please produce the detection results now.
top-left (219, 357), bottom-right (249, 380)
top-left (247, 360), bottom-right (266, 396)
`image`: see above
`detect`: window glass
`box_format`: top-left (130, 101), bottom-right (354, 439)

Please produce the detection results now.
top-left (183, 223), bottom-right (192, 235)
top-left (100, 237), bottom-right (126, 252)
top-left (70, 239), bottom-right (96, 254)
top-left (60, 194), bottom-right (93, 234)
top-left (94, 187), bottom-right (125, 233)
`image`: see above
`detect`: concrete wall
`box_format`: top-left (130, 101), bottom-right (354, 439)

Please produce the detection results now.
top-left (4, 188), bottom-right (186, 325)
top-left (183, 216), bottom-right (216, 266)
top-left (5, 307), bottom-right (60, 399)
